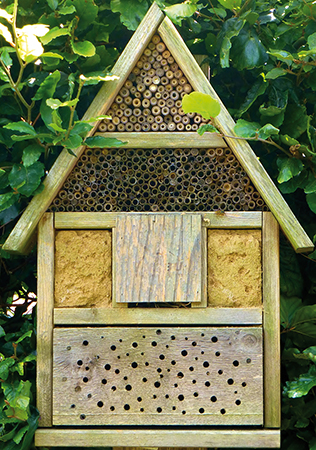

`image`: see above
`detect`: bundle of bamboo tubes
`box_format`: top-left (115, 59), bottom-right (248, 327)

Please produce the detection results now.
top-left (49, 147), bottom-right (268, 213)
top-left (97, 34), bottom-right (208, 133)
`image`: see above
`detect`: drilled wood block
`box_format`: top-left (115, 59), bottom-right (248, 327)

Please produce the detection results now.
top-left (114, 214), bottom-right (203, 303)
top-left (53, 326), bottom-right (263, 426)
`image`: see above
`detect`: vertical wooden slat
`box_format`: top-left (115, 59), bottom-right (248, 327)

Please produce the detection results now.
top-left (37, 213), bottom-right (54, 427)
top-left (192, 221), bottom-right (207, 308)
top-left (263, 212), bottom-right (280, 428)
top-left (112, 226), bottom-right (127, 308)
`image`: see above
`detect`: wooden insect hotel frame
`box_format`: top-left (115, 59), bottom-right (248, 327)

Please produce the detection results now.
top-left (3, 2), bottom-right (314, 449)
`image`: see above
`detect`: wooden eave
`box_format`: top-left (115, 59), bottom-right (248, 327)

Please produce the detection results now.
top-left (2, 2), bottom-right (313, 255)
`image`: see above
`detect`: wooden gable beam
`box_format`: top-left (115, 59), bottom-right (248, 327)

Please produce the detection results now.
top-left (3, 2), bottom-right (164, 254)
top-left (158, 17), bottom-right (313, 253)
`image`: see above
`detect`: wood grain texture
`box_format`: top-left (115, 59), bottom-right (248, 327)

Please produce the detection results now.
top-left (115, 214), bottom-right (203, 303)
top-left (263, 212), bottom-right (280, 428)
top-left (37, 213), bottom-right (54, 427)
top-left (53, 327), bottom-right (263, 426)
top-left (54, 307), bottom-right (263, 325)
top-left (158, 17), bottom-right (313, 254)
top-left (35, 428), bottom-right (280, 448)
top-left (93, 132), bottom-right (226, 148)
top-left (2, 2), bottom-right (164, 255)
top-left (54, 212), bottom-right (262, 230)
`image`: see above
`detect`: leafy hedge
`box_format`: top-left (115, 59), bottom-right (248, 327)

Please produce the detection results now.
top-left (1, 0), bottom-right (316, 449)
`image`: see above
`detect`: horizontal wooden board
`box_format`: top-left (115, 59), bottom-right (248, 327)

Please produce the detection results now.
top-left (54, 212), bottom-right (262, 230)
top-left (115, 214), bottom-right (202, 303)
top-left (93, 132), bottom-right (226, 148)
top-left (35, 428), bottom-right (280, 448)
top-left (53, 327), bottom-right (262, 426)
top-left (54, 307), bottom-right (263, 325)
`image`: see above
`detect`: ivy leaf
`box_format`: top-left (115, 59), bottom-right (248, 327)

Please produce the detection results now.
top-left (40, 26), bottom-right (70, 45)
top-left (71, 40), bottom-right (96, 57)
top-left (182, 92), bottom-right (221, 119)
top-left (2, 380), bottom-right (31, 421)
top-left (59, 5), bottom-right (76, 14)
top-left (13, 425), bottom-right (29, 445)
top-left (164, 1), bottom-right (197, 26)
top-left (110, 0), bottom-right (148, 31)
top-left (84, 136), bottom-right (127, 147)
top-left (47, 0), bottom-right (58, 10)
top-left (283, 365), bottom-right (316, 398)
top-left (0, 23), bottom-right (13, 45)
top-left (22, 144), bottom-right (43, 167)
top-left (277, 157), bottom-right (304, 183)
top-left (8, 162), bottom-right (44, 196)
top-left (217, 0), bottom-right (241, 10)
top-left (15, 330), bottom-right (33, 344)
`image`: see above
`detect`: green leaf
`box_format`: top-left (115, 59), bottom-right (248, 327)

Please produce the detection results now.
top-left (19, 24), bottom-right (50, 37)
top-left (265, 67), bottom-right (287, 80)
top-left (73, 0), bottom-right (98, 31)
top-left (46, 98), bottom-right (78, 109)
top-left (0, 325), bottom-right (5, 337)
top-left (79, 73), bottom-right (119, 85)
top-left (197, 124), bottom-right (219, 135)
top-left (0, 359), bottom-right (15, 381)
top-left (280, 134), bottom-right (300, 147)
top-left (41, 52), bottom-right (64, 60)
top-left (32, 70), bottom-right (61, 101)
top-left (47, 0), bottom-right (58, 10)
top-left (234, 119), bottom-right (260, 138)
top-left (70, 122), bottom-right (93, 137)
top-left (22, 144), bottom-right (43, 167)
top-left (16, 26), bottom-right (50, 63)
top-left (2, 380), bottom-right (32, 421)
top-left (0, 23), bottom-right (13, 45)
top-left (182, 92), bottom-right (220, 119)
top-left (0, 192), bottom-right (18, 212)
top-left (307, 116), bottom-right (316, 153)
top-left (8, 162), bottom-right (44, 197)
top-left (279, 171), bottom-right (309, 194)
top-left (217, 0), bottom-right (241, 10)
top-left (59, 5), bottom-right (76, 14)
top-left (0, 8), bottom-right (13, 22)
top-left (281, 296), bottom-right (302, 328)
top-left (63, 134), bottom-right (83, 149)
top-left (219, 18), bottom-right (245, 68)
top-left (257, 123), bottom-right (279, 140)
top-left (1, 47), bottom-right (13, 67)
top-left (308, 32), bottom-right (316, 49)
top-left (282, 104), bottom-right (308, 139)
top-left (49, 123), bottom-right (67, 133)
top-left (284, 365), bottom-right (316, 398)
top-left (277, 157), bottom-right (304, 183)
top-left (13, 425), bottom-right (29, 445)
top-left (84, 136), bottom-right (127, 147)
top-left (307, 192), bottom-right (316, 214)
top-left (4, 121), bottom-right (37, 136)
top-left (71, 40), bottom-right (96, 57)
top-left (40, 26), bottom-right (70, 45)
top-left (15, 330), bottom-right (33, 344)
top-left (267, 49), bottom-right (294, 64)
top-left (231, 29), bottom-right (268, 71)
top-left (164, 1), bottom-right (197, 26)
top-left (237, 79), bottom-right (267, 118)
top-left (110, 0), bottom-right (149, 30)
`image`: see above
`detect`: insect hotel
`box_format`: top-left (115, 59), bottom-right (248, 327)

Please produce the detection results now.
top-left (3, 2), bottom-right (314, 449)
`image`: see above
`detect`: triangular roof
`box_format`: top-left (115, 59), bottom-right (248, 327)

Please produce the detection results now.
top-left (3, 2), bottom-right (313, 254)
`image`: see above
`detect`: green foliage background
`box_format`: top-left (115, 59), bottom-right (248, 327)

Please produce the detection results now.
top-left (1, 0), bottom-right (316, 448)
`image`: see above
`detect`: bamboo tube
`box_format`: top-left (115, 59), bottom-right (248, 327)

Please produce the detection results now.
top-left (144, 89), bottom-right (152, 98)
top-left (125, 96), bottom-right (132, 105)
top-left (160, 123), bottom-right (167, 131)
top-left (161, 76), bottom-right (168, 85)
top-left (107, 123), bottom-right (115, 131)
top-left (132, 98), bottom-right (141, 107)
top-left (161, 58), bottom-right (168, 66)
top-left (150, 97), bottom-right (158, 105)
top-left (156, 42), bottom-right (166, 52)
top-left (98, 123), bottom-right (107, 131)
top-left (149, 84), bottom-right (158, 92)
top-left (143, 76), bottom-right (152, 86)
top-left (144, 48), bottom-right (151, 56)
top-left (152, 34), bottom-right (161, 44)
top-left (112, 117), bottom-right (120, 125)
top-left (142, 99), bottom-right (151, 108)
top-left (148, 68), bottom-right (156, 77)
top-left (162, 50), bottom-right (170, 58)
top-left (148, 42), bottom-right (156, 50)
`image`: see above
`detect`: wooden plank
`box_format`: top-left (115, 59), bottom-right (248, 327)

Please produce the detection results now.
top-left (54, 212), bottom-right (262, 230)
top-left (192, 223), bottom-right (207, 308)
top-left (93, 132), bottom-right (226, 148)
top-left (263, 212), bottom-right (280, 428)
top-left (53, 326), bottom-right (262, 426)
top-left (2, 2), bottom-right (164, 255)
top-left (115, 214), bottom-right (202, 303)
top-left (54, 307), bottom-right (262, 325)
top-left (37, 213), bottom-right (54, 427)
top-left (35, 428), bottom-right (280, 448)
top-left (112, 226), bottom-right (127, 308)
top-left (158, 17), bottom-right (314, 254)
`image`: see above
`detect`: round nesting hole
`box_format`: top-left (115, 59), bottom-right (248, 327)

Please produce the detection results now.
top-left (192, 379), bottom-right (197, 384)
top-left (246, 358), bottom-right (252, 363)
top-left (177, 372), bottom-right (184, 378)
top-left (201, 333), bottom-right (205, 337)
top-left (236, 399), bottom-right (241, 406)
top-left (220, 408), bottom-right (226, 414)
top-left (115, 369), bottom-right (120, 374)
top-left (172, 406), bottom-right (176, 410)
top-left (83, 377), bottom-right (89, 383)
top-left (124, 376), bottom-right (128, 380)
top-left (140, 408), bottom-right (144, 412)
top-left (157, 368), bottom-right (162, 373)
top-left (157, 407), bottom-right (162, 413)
top-left (215, 352), bottom-right (221, 357)
top-left (242, 382), bottom-right (247, 387)
top-left (174, 383), bottom-right (178, 388)
top-left (227, 378), bottom-right (234, 385)
top-left (171, 360), bottom-right (176, 365)
top-left (211, 336), bottom-right (218, 343)
top-left (80, 414), bottom-right (86, 420)
top-left (154, 381), bottom-right (161, 388)
top-left (192, 341), bottom-right (197, 346)
top-left (132, 342), bottom-right (138, 348)
top-left (189, 366), bottom-right (194, 372)
top-left (119, 339), bottom-right (122, 342)
top-left (205, 381), bottom-right (210, 387)
top-left (143, 378), bottom-right (147, 382)
top-left (171, 335), bottom-right (175, 340)
top-left (156, 329), bottom-right (162, 335)
top-left (152, 341), bottom-right (157, 347)
top-left (181, 350), bottom-right (188, 357)
top-left (137, 397), bottom-right (142, 402)
top-left (233, 360), bottom-right (239, 367)
top-left (178, 394), bottom-right (184, 401)
top-left (124, 404), bottom-right (130, 411)
top-left (71, 404), bottom-right (76, 408)
top-left (77, 360), bottom-right (83, 366)
top-left (97, 401), bottom-right (104, 408)
top-left (199, 408), bottom-right (205, 414)
top-left (211, 396), bottom-right (217, 402)
top-left (82, 340), bottom-right (89, 346)
top-left (194, 392), bottom-right (199, 397)
top-left (165, 394), bottom-right (169, 399)
top-left (102, 379), bottom-right (107, 385)
top-left (131, 362), bottom-right (138, 368)
top-left (125, 384), bottom-right (132, 391)
top-left (145, 362), bottom-right (149, 366)
top-left (104, 364), bottom-right (111, 370)
top-left (111, 386), bottom-right (116, 391)
top-left (85, 367), bottom-right (89, 371)
top-left (159, 354), bottom-right (165, 360)
top-left (110, 406), bottom-right (115, 411)
top-left (143, 335), bottom-right (146, 338)
top-left (111, 345), bottom-right (116, 351)
top-left (218, 370), bottom-right (223, 375)
top-left (182, 410), bottom-right (186, 415)
top-left (153, 394), bottom-right (157, 399)
top-left (87, 393), bottom-right (92, 398)
top-left (203, 361), bottom-right (209, 368)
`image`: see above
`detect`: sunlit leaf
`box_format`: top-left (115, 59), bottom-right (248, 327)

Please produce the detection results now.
top-left (0, 8), bottom-right (13, 22)
top-left (110, 0), bottom-right (148, 30)
top-left (217, 0), bottom-right (241, 11)
top-left (284, 365), bottom-right (316, 398)
top-left (17, 33), bottom-right (44, 63)
top-left (63, 134), bottom-right (83, 149)
top-left (197, 123), bottom-right (219, 135)
top-left (40, 26), bottom-right (70, 45)
top-left (164, 1), bottom-right (197, 26)
top-left (19, 24), bottom-right (50, 37)
top-left (277, 157), bottom-right (304, 183)
top-left (4, 121), bottom-right (37, 135)
top-left (182, 92), bottom-right (220, 119)
top-left (71, 40), bottom-right (96, 57)
top-left (234, 119), bottom-right (260, 138)
top-left (267, 49), bottom-right (294, 64)
top-left (0, 23), bottom-right (13, 45)
top-left (85, 136), bottom-right (127, 147)
top-left (265, 67), bottom-right (287, 79)
top-left (46, 98), bottom-right (78, 109)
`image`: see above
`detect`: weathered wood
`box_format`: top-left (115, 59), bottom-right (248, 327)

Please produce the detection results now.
top-left (192, 224), bottom-right (207, 308)
top-left (263, 212), bottom-right (280, 428)
top-left (93, 132), bottom-right (226, 148)
top-left (112, 227), bottom-right (128, 309)
top-left (35, 428), bottom-right (281, 448)
top-left (53, 326), bottom-right (262, 426)
top-left (54, 307), bottom-right (263, 325)
top-left (2, 2), bottom-right (164, 255)
top-left (158, 16), bottom-right (313, 254)
top-left (54, 212), bottom-right (262, 230)
top-left (37, 213), bottom-right (54, 427)
top-left (115, 214), bottom-right (203, 303)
